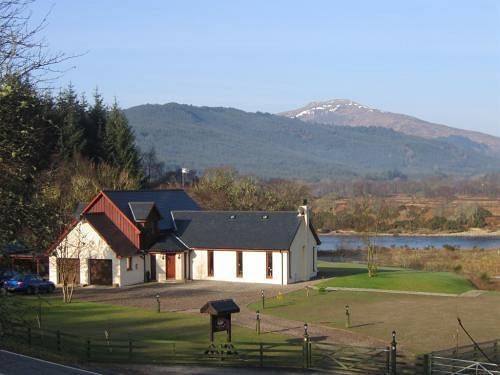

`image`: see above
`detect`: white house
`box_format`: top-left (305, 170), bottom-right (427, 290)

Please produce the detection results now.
top-left (47, 190), bottom-right (320, 287)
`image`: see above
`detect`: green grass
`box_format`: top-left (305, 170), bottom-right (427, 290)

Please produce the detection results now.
top-left (316, 261), bottom-right (474, 294)
top-left (3, 296), bottom-right (301, 366)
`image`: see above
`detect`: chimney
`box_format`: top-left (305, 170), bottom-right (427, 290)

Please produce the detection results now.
top-left (297, 199), bottom-right (310, 227)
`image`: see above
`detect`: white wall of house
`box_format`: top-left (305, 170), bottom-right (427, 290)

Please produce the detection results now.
top-left (49, 221), bottom-right (121, 286)
top-left (288, 219), bottom-right (317, 283)
top-left (119, 256), bottom-right (145, 286)
top-left (191, 249), bottom-right (287, 285)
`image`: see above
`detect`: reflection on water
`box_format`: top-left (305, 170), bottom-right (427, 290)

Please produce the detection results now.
top-left (318, 234), bottom-right (500, 251)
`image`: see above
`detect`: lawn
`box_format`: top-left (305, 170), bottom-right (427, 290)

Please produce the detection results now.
top-left (317, 261), bottom-right (474, 294)
top-left (2, 296), bottom-right (301, 366)
top-left (247, 262), bottom-right (498, 354)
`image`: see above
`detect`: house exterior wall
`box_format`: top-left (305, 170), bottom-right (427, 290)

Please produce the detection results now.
top-left (49, 221), bottom-right (122, 286)
top-left (191, 249), bottom-right (287, 285)
top-left (288, 220), bottom-right (317, 283)
top-left (119, 256), bottom-right (145, 286)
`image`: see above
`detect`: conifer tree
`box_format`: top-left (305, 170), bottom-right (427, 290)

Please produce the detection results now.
top-left (105, 100), bottom-right (142, 180)
top-left (84, 89), bottom-right (107, 161)
top-left (54, 84), bottom-right (86, 160)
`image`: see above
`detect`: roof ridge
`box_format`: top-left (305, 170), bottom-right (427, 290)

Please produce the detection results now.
top-left (172, 210), bottom-right (297, 214)
top-left (103, 189), bottom-right (186, 193)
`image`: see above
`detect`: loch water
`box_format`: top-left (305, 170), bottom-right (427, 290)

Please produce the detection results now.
top-left (318, 234), bottom-right (500, 251)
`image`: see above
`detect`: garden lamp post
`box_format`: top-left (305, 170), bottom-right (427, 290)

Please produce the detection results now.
top-left (345, 305), bottom-right (351, 328)
top-left (256, 310), bottom-right (261, 335)
top-left (261, 289), bottom-right (265, 309)
top-left (155, 293), bottom-right (160, 313)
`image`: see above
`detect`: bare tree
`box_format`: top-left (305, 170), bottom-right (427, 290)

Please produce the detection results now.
top-left (52, 223), bottom-right (88, 303)
top-left (0, 0), bottom-right (74, 82)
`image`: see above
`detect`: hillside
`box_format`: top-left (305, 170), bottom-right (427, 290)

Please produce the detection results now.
top-left (124, 103), bottom-right (500, 181)
top-left (281, 99), bottom-right (500, 154)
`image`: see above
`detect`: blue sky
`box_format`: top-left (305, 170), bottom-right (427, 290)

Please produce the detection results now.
top-left (32, 0), bottom-right (500, 136)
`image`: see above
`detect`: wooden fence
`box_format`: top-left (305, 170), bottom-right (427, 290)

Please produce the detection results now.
top-left (2, 323), bottom-right (418, 373)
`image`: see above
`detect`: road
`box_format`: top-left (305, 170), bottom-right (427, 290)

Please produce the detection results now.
top-left (0, 350), bottom-right (101, 375)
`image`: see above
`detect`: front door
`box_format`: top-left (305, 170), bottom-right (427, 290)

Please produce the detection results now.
top-left (166, 254), bottom-right (176, 279)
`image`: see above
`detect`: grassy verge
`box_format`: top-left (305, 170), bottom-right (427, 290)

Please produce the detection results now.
top-left (316, 262), bottom-right (474, 294)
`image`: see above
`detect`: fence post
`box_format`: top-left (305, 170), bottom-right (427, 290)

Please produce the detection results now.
top-left (86, 339), bottom-right (91, 361)
top-left (385, 346), bottom-right (390, 374)
top-left (259, 343), bottom-right (263, 367)
top-left (307, 338), bottom-right (312, 368)
top-left (390, 331), bottom-right (397, 375)
top-left (423, 354), bottom-right (430, 375)
top-left (56, 330), bottom-right (61, 352)
top-left (27, 327), bottom-right (31, 345)
top-left (494, 341), bottom-right (498, 363)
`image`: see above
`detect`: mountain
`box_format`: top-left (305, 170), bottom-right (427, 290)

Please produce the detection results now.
top-left (124, 103), bottom-right (500, 181)
top-left (280, 99), bottom-right (500, 154)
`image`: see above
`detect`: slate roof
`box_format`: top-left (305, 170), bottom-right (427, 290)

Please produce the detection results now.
top-left (172, 211), bottom-right (320, 250)
top-left (128, 202), bottom-right (159, 222)
top-left (103, 190), bottom-right (200, 230)
top-left (149, 233), bottom-right (188, 252)
top-left (84, 213), bottom-right (138, 257)
top-left (200, 299), bottom-right (240, 315)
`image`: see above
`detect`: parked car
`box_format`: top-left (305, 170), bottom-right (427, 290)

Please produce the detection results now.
top-left (3, 274), bottom-right (55, 294)
top-left (0, 269), bottom-right (17, 288)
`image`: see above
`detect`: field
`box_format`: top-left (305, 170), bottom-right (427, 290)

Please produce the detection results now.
top-left (316, 262), bottom-right (474, 294)
top-left (249, 261), bottom-right (500, 354)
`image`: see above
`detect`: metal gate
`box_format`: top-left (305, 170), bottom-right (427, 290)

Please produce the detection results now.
top-left (427, 356), bottom-right (500, 374)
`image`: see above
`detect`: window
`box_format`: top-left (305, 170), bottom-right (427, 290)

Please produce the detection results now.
top-left (126, 257), bottom-right (132, 271)
top-left (236, 251), bottom-right (243, 278)
top-left (266, 252), bottom-right (273, 279)
top-left (207, 251), bottom-right (214, 276)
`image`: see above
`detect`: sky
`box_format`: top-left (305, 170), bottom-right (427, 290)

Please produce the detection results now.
top-left (31, 0), bottom-right (500, 136)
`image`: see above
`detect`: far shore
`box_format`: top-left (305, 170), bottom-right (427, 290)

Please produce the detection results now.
top-left (319, 228), bottom-right (500, 237)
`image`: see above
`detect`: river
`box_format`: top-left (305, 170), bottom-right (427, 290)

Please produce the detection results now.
top-left (318, 234), bottom-right (500, 251)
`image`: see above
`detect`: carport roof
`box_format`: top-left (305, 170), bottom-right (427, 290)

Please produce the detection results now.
top-left (149, 233), bottom-right (188, 252)
top-left (84, 213), bottom-right (138, 257)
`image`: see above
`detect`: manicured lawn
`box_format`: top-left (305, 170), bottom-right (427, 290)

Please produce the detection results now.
top-left (317, 261), bottom-right (474, 294)
top-left (248, 288), bottom-right (500, 354)
top-left (4, 296), bottom-right (300, 366)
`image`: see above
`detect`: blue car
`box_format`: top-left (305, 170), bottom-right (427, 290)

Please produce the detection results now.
top-left (4, 274), bottom-right (55, 294)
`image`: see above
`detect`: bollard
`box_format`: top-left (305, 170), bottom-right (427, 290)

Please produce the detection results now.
top-left (261, 290), bottom-right (265, 310)
top-left (56, 330), bottom-right (61, 352)
top-left (155, 294), bottom-right (160, 313)
top-left (390, 331), bottom-right (397, 375)
top-left (345, 305), bottom-right (351, 328)
top-left (256, 310), bottom-right (261, 335)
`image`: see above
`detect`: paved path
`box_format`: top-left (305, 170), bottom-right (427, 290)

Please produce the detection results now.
top-left (0, 350), bottom-right (101, 375)
top-left (322, 286), bottom-right (484, 298)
